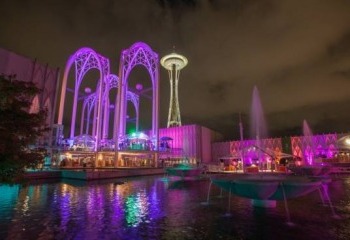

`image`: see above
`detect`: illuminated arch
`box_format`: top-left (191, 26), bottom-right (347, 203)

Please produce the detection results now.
top-left (101, 74), bottom-right (140, 139)
top-left (57, 47), bottom-right (109, 150)
top-left (29, 95), bottom-right (40, 114)
top-left (80, 92), bottom-right (97, 136)
top-left (126, 91), bottom-right (139, 130)
top-left (44, 98), bottom-right (52, 126)
top-left (114, 42), bottom-right (159, 148)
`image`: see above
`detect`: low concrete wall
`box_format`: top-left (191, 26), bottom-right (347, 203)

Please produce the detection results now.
top-left (24, 171), bottom-right (61, 179)
top-left (62, 168), bottom-right (165, 180)
top-left (331, 166), bottom-right (350, 174)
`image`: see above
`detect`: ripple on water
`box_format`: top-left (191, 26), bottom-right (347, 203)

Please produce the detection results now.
top-left (0, 175), bottom-right (350, 239)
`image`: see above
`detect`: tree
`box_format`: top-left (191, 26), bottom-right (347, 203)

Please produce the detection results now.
top-left (0, 74), bottom-right (49, 182)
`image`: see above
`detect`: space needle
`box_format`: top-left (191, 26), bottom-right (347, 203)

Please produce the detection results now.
top-left (160, 52), bottom-right (188, 128)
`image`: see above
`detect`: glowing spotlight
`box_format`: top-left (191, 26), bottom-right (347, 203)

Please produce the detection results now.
top-left (136, 83), bottom-right (143, 91)
top-left (345, 138), bottom-right (350, 145)
top-left (84, 87), bottom-right (91, 94)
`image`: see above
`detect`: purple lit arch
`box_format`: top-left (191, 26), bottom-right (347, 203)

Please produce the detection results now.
top-left (114, 42), bottom-right (159, 147)
top-left (80, 92), bottom-right (96, 136)
top-left (58, 47), bottom-right (110, 150)
top-left (102, 74), bottom-right (140, 139)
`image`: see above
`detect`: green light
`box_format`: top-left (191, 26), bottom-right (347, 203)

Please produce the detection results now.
top-left (124, 192), bottom-right (149, 227)
top-left (126, 125), bottom-right (136, 135)
top-left (125, 195), bottom-right (139, 226)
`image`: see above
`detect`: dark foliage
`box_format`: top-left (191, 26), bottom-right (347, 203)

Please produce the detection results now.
top-left (0, 74), bottom-right (49, 182)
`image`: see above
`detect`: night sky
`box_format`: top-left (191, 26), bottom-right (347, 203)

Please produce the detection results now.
top-left (1, 0), bottom-right (350, 140)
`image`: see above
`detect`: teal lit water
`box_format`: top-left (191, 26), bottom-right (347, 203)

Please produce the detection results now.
top-left (0, 175), bottom-right (350, 240)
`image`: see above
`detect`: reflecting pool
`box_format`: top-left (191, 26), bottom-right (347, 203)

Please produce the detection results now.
top-left (1, 175), bottom-right (350, 240)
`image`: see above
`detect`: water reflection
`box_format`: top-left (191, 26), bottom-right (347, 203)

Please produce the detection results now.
top-left (0, 185), bottom-right (20, 222)
top-left (0, 175), bottom-right (350, 239)
top-left (125, 191), bottom-right (148, 226)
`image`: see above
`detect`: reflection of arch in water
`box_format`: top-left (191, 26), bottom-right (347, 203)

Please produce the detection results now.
top-left (114, 42), bottom-right (159, 148)
top-left (57, 47), bottom-right (110, 150)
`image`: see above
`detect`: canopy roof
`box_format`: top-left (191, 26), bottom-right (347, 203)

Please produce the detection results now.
top-left (160, 136), bottom-right (173, 141)
top-left (219, 145), bottom-right (297, 160)
top-left (127, 132), bottom-right (149, 140)
top-left (74, 134), bottom-right (95, 143)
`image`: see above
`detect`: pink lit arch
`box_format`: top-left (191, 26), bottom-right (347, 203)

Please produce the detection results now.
top-left (113, 42), bottom-right (159, 148)
top-left (102, 74), bottom-right (140, 139)
top-left (57, 47), bottom-right (110, 150)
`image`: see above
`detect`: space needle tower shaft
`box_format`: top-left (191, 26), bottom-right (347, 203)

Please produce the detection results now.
top-left (160, 52), bottom-right (188, 128)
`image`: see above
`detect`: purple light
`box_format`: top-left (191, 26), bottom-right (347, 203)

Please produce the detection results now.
top-left (116, 42), bottom-right (159, 144)
top-left (57, 42), bottom-right (160, 153)
top-left (135, 83), bottom-right (143, 91)
top-left (84, 87), bottom-right (91, 93)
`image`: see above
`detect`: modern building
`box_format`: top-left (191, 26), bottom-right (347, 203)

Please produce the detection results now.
top-left (2, 46), bottom-right (349, 172)
top-left (0, 47), bottom-right (60, 146)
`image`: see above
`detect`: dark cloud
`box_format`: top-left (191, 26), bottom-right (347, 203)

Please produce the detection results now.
top-left (1, 0), bottom-right (350, 140)
top-left (157, 0), bottom-right (198, 8)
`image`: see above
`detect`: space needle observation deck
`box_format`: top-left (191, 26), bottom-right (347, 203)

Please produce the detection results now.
top-left (160, 52), bottom-right (188, 128)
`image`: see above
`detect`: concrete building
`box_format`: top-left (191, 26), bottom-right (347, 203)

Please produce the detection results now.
top-left (0, 48), bottom-right (60, 146)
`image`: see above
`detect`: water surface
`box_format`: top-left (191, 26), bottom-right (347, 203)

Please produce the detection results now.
top-left (1, 175), bottom-right (350, 240)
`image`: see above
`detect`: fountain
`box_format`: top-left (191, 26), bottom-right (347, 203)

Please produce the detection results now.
top-left (303, 119), bottom-right (314, 165)
top-left (288, 120), bottom-right (332, 176)
top-left (202, 88), bottom-right (336, 224)
top-left (204, 173), bottom-right (336, 224)
top-left (250, 86), bottom-right (268, 142)
top-left (247, 86), bottom-right (268, 170)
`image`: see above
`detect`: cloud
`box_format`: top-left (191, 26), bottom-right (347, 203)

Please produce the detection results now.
top-left (1, 0), bottom-right (350, 139)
